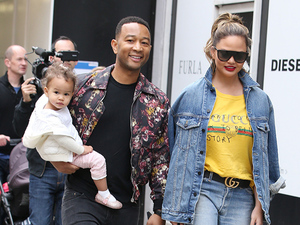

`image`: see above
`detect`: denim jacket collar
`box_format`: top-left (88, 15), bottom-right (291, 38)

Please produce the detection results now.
top-left (204, 67), bottom-right (259, 90)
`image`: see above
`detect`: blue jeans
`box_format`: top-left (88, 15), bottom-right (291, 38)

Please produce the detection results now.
top-left (29, 167), bottom-right (66, 225)
top-left (62, 187), bottom-right (141, 225)
top-left (193, 176), bottom-right (254, 225)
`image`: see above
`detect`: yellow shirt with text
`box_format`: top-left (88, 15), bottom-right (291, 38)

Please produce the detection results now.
top-left (205, 89), bottom-right (254, 182)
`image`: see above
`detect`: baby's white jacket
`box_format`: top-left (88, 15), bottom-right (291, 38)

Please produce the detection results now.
top-left (23, 94), bottom-right (84, 162)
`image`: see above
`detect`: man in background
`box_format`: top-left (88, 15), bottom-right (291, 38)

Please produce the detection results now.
top-left (0, 45), bottom-right (27, 224)
top-left (13, 36), bottom-right (78, 225)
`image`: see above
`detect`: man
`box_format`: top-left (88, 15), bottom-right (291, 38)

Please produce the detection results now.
top-left (15, 36), bottom-right (78, 108)
top-left (13, 36), bottom-right (78, 225)
top-left (53, 16), bottom-right (170, 225)
top-left (0, 45), bottom-right (27, 224)
top-left (0, 45), bottom-right (27, 181)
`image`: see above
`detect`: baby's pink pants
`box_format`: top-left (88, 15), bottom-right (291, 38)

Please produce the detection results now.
top-left (72, 151), bottom-right (106, 180)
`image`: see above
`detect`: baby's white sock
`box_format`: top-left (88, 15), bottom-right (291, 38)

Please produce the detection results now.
top-left (98, 190), bottom-right (116, 202)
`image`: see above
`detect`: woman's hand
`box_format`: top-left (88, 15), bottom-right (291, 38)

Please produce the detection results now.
top-left (147, 213), bottom-right (165, 225)
top-left (250, 186), bottom-right (264, 225)
top-left (250, 205), bottom-right (263, 225)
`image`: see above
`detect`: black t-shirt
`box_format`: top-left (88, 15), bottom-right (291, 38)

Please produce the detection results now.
top-left (67, 75), bottom-right (136, 207)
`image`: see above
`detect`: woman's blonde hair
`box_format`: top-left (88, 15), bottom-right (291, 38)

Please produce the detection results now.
top-left (204, 12), bottom-right (252, 73)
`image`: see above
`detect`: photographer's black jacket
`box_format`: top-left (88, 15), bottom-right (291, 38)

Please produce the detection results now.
top-left (0, 72), bottom-right (23, 155)
top-left (13, 90), bottom-right (45, 176)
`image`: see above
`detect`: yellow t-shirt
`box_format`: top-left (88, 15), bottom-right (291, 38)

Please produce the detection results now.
top-left (205, 89), bottom-right (253, 182)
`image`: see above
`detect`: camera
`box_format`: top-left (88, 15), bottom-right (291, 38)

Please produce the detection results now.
top-left (31, 47), bottom-right (54, 79)
top-left (26, 46), bottom-right (80, 99)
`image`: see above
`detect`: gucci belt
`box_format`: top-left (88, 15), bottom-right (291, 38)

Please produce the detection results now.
top-left (204, 171), bottom-right (250, 188)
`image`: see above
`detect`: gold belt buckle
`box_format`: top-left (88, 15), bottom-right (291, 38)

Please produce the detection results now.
top-left (224, 177), bottom-right (239, 188)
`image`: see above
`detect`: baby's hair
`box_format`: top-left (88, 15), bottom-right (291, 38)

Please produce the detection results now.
top-left (42, 62), bottom-right (77, 91)
top-left (204, 13), bottom-right (252, 73)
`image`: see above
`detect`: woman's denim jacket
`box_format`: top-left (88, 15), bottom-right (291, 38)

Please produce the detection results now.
top-left (162, 67), bottom-right (285, 224)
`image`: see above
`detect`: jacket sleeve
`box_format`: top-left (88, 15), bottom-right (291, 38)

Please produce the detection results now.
top-left (149, 100), bottom-right (170, 211)
top-left (13, 97), bottom-right (38, 137)
top-left (168, 107), bottom-right (176, 155)
top-left (267, 96), bottom-right (286, 196)
top-left (54, 135), bottom-right (84, 155)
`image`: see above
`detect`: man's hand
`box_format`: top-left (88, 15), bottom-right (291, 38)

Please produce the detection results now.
top-left (51, 161), bottom-right (79, 174)
top-left (0, 135), bottom-right (10, 147)
top-left (147, 214), bottom-right (165, 225)
top-left (21, 77), bottom-right (37, 102)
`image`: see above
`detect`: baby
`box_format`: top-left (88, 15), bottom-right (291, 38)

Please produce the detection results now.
top-left (23, 62), bottom-right (122, 209)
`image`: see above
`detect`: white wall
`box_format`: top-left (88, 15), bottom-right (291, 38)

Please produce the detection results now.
top-left (263, 0), bottom-right (300, 198)
top-left (170, 0), bottom-right (214, 104)
top-left (151, 0), bottom-right (173, 94)
top-left (0, 0), bottom-right (53, 78)
top-left (169, 0), bottom-right (257, 105)
top-left (0, 0), bottom-right (15, 75)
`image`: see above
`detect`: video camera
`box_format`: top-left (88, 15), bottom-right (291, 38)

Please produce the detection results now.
top-left (25, 46), bottom-right (79, 99)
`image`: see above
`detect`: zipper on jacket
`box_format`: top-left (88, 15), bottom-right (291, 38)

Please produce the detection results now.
top-left (80, 90), bottom-right (107, 140)
top-left (130, 91), bottom-right (141, 203)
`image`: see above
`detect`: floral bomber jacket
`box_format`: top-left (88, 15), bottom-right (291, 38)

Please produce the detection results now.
top-left (69, 65), bottom-right (170, 207)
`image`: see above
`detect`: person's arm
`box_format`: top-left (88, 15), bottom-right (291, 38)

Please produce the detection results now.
top-left (0, 135), bottom-right (10, 147)
top-left (162, 107), bottom-right (179, 225)
top-left (267, 96), bottom-right (286, 194)
top-left (148, 99), bottom-right (170, 224)
top-left (55, 136), bottom-right (85, 155)
top-left (51, 136), bottom-right (83, 174)
top-left (13, 99), bottom-right (34, 137)
top-left (50, 136), bottom-right (92, 174)
top-left (55, 135), bottom-right (93, 155)
top-left (147, 213), bottom-right (165, 225)
top-left (21, 77), bottom-right (37, 103)
top-left (13, 77), bottom-right (39, 137)
top-left (250, 186), bottom-right (263, 225)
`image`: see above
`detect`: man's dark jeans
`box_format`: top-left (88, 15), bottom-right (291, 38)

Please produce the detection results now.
top-left (62, 187), bottom-right (142, 225)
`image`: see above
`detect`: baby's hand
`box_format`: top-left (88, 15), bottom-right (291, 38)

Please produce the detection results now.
top-left (82, 145), bottom-right (93, 155)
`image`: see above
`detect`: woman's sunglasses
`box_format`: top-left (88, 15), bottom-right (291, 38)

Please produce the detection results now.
top-left (213, 46), bottom-right (248, 63)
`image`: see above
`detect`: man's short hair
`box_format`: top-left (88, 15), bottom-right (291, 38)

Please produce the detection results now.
top-left (4, 46), bottom-right (14, 60)
top-left (51, 36), bottom-right (77, 51)
top-left (4, 45), bottom-right (25, 60)
top-left (115, 16), bottom-right (151, 39)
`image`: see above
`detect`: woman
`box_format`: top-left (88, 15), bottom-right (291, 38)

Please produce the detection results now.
top-left (162, 13), bottom-right (285, 225)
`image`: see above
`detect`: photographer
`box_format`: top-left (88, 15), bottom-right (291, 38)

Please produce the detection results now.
top-left (13, 36), bottom-right (78, 225)
top-left (0, 45), bottom-right (27, 225)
